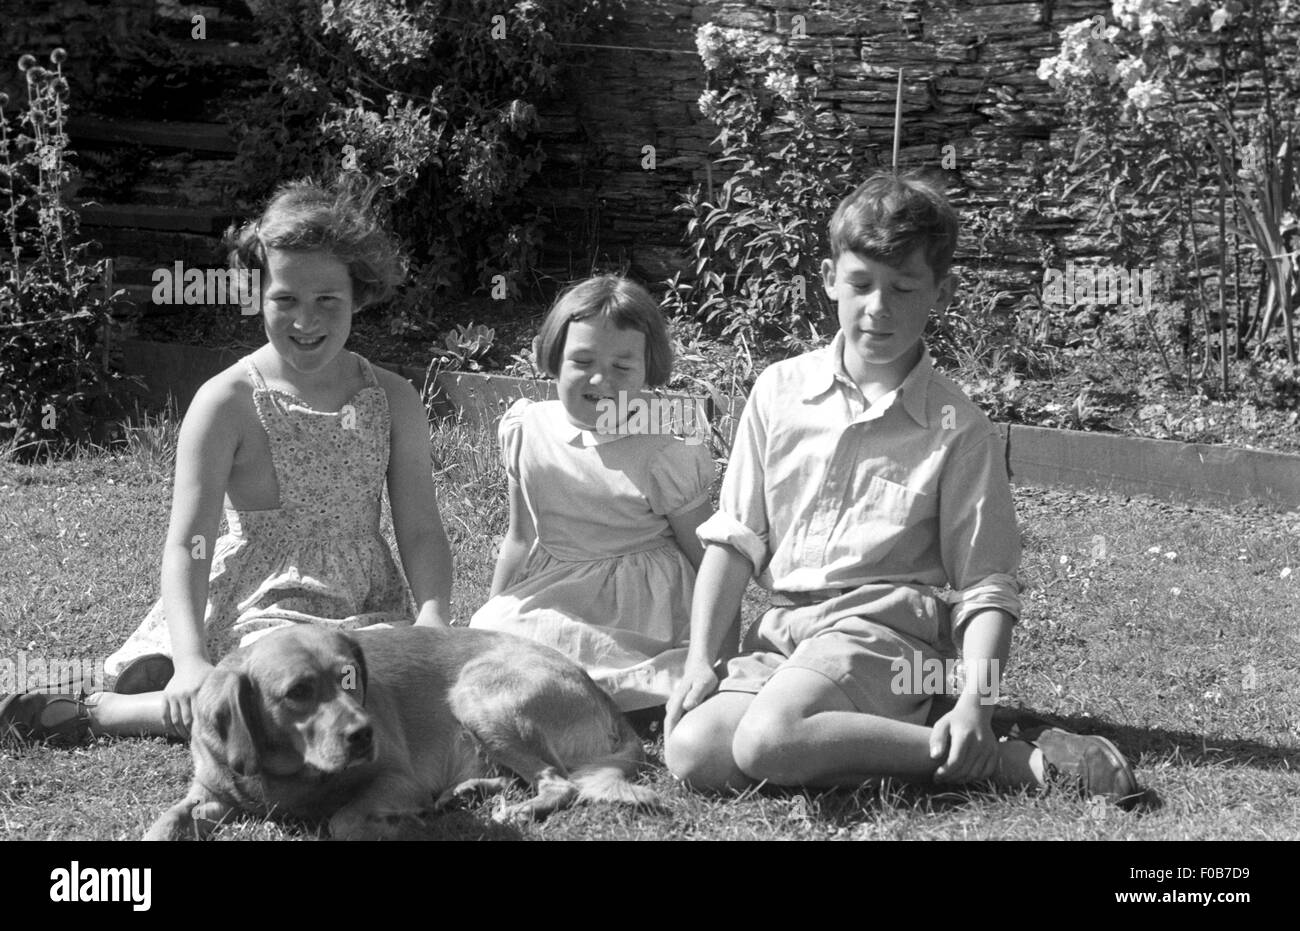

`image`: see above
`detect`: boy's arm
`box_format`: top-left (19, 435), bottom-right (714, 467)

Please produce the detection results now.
top-left (384, 371), bottom-right (453, 628)
top-left (665, 382), bottom-right (773, 733)
top-left (938, 429), bottom-right (1022, 636)
top-left (665, 543), bottom-right (753, 734)
top-left (929, 427), bottom-right (1022, 781)
top-left (929, 606), bottom-right (1013, 783)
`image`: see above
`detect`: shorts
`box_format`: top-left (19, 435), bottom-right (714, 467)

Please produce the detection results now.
top-left (716, 583), bottom-right (955, 724)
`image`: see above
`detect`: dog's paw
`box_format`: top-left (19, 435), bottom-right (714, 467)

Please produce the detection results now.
top-left (145, 798), bottom-right (210, 841)
top-left (490, 797), bottom-right (540, 825)
top-left (143, 813), bottom-right (191, 842)
top-left (434, 776), bottom-right (514, 811)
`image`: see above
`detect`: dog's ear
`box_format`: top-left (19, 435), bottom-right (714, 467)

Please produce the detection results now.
top-left (341, 635), bottom-right (368, 704)
top-left (202, 666), bottom-right (265, 777)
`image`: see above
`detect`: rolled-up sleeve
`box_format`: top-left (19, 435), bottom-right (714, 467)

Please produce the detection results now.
top-left (697, 378), bottom-right (772, 575)
top-left (938, 428), bottom-right (1022, 632)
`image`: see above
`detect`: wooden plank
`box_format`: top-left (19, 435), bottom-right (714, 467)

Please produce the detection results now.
top-left (431, 371), bottom-right (558, 427)
top-left (1006, 424), bottom-right (1300, 508)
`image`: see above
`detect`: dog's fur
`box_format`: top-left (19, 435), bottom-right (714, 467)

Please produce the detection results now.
top-left (144, 625), bottom-right (658, 840)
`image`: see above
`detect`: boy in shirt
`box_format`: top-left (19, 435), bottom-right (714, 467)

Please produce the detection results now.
top-left (664, 172), bottom-right (1138, 803)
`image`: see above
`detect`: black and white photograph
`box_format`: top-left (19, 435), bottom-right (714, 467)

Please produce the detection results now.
top-left (0, 0), bottom-right (1294, 884)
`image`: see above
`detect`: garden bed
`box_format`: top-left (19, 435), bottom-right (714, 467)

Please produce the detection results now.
top-left (133, 302), bottom-right (1300, 458)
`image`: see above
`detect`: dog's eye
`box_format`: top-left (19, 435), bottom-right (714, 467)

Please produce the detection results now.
top-left (286, 680), bottom-right (314, 701)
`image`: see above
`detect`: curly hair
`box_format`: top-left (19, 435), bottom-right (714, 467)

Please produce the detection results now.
top-left (828, 170), bottom-right (959, 282)
top-left (226, 175), bottom-right (407, 308)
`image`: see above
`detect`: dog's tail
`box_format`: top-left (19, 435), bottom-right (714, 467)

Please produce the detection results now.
top-left (570, 712), bottom-right (661, 809)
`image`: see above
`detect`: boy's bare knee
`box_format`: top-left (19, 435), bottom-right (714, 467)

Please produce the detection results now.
top-left (666, 711), bottom-right (748, 792)
top-left (732, 709), bottom-right (799, 785)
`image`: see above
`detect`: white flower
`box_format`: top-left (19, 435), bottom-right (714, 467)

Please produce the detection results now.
top-left (695, 23), bottom-right (725, 72)
top-left (1283, 567), bottom-right (1294, 579)
top-left (1127, 78), bottom-right (1171, 112)
top-left (763, 70), bottom-right (799, 102)
top-left (697, 89), bottom-right (719, 118)
top-left (1115, 57), bottom-right (1146, 89)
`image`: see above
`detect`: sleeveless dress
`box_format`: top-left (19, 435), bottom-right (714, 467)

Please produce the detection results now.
top-left (469, 398), bottom-right (716, 711)
top-left (104, 352), bottom-right (412, 677)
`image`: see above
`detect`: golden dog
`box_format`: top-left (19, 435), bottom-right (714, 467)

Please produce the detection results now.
top-left (144, 625), bottom-right (657, 840)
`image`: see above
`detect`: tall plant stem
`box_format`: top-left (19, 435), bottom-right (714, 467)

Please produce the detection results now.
top-left (1218, 158), bottom-right (1228, 393)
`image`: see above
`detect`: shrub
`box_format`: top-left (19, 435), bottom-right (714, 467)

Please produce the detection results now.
top-left (231, 0), bottom-right (617, 318)
top-left (1036, 1), bottom-right (1300, 383)
top-left (662, 23), bottom-right (861, 351)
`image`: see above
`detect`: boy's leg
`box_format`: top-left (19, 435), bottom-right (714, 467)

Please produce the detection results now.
top-left (664, 692), bottom-right (756, 792)
top-left (731, 666), bottom-right (940, 787)
top-left (732, 669), bottom-right (1047, 788)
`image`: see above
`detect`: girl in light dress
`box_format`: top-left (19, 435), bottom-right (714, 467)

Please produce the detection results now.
top-left (0, 178), bottom-right (452, 741)
top-left (470, 276), bottom-right (716, 712)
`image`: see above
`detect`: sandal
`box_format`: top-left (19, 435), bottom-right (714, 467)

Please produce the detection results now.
top-left (113, 653), bottom-right (174, 695)
top-left (0, 692), bottom-right (91, 745)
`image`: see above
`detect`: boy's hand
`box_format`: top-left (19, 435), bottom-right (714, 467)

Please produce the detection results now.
top-left (163, 657), bottom-right (214, 738)
top-left (665, 658), bottom-right (719, 737)
top-left (929, 694), bottom-right (999, 784)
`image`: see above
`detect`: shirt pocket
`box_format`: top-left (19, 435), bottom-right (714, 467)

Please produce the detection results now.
top-left (817, 473), bottom-right (937, 569)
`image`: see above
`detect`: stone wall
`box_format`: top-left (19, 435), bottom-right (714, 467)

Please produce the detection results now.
top-left (2, 0), bottom-right (1287, 304)
top-left (525, 0), bottom-right (1280, 297)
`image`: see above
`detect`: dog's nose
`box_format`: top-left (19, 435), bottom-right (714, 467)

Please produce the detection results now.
top-left (347, 723), bottom-right (374, 760)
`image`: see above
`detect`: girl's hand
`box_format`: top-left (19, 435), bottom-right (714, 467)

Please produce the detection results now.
top-left (163, 658), bottom-right (215, 738)
top-left (929, 694), bottom-right (999, 784)
top-left (665, 657), bottom-right (719, 737)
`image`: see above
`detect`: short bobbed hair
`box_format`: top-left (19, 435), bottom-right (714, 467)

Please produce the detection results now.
top-left (829, 170), bottom-right (959, 282)
top-left (534, 276), bottom-right (674, 387)
top-left (226, 176), bottom-right (406, 308)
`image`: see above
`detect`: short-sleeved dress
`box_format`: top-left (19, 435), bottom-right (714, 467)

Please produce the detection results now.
top-left (469, 398), bottom-right (715, 711)
top-left (104, 353), bottom-right (413, 678)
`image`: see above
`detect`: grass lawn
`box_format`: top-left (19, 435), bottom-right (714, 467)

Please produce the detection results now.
top-left (1, 416), bottom-right (1297, 841)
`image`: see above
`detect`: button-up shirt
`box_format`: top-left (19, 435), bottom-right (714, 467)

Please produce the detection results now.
top-left (697, 333), bottom-right (1021, 633)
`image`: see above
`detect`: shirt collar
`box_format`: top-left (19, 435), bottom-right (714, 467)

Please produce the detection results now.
top-left (552, 403), bottom-right (631, 446)
top-left (800, 331), bottom-right (935, 428)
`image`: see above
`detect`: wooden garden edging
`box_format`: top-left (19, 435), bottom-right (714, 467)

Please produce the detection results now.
top-left (118, 340), bottom-right (1300, 510)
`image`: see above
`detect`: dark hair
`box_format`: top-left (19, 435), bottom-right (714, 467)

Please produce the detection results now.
top-left (828, 170), bottom-right (959, 281)
top-left (226, 175), bottom-right (406, 308)
top-left (534, 276), bottom-right (673, 387)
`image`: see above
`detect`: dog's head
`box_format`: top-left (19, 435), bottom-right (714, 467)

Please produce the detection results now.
top-left (194, 626), bottom-right (374, 780)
